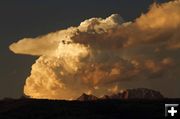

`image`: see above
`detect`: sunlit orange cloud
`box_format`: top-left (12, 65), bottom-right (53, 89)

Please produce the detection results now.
top-left (9, 0), bottom-right (180, 100)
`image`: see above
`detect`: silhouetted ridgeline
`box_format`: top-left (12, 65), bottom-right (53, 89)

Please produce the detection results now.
top-left (0, 98), bottom-right (180, 119)
top-left (77, 88), bottom-right (164, 101)
top-left (0, 88), bottom-right (179, 119)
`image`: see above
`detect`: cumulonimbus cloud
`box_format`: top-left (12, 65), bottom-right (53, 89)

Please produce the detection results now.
top-left (9, 0), bottom-right (180, 100)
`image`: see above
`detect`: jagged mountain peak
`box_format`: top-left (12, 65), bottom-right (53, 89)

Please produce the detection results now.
top-left (77, 93), bottom-right (98, 101)
top-left (77, 88), bottom-right (164, 101)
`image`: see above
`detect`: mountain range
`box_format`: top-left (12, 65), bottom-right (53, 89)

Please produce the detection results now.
top-left (77, 88), bottom-right (164, 101)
